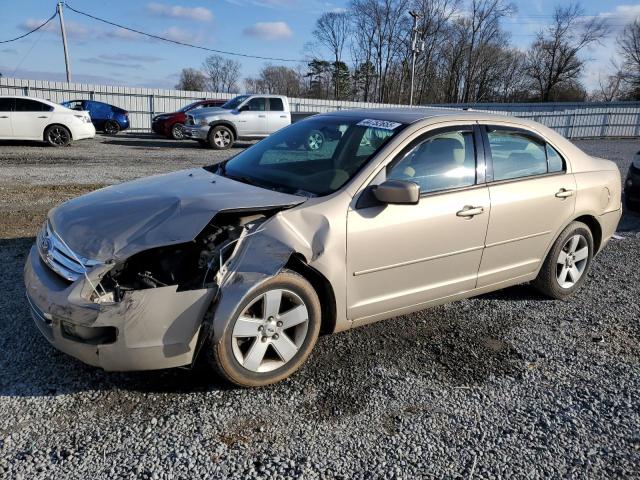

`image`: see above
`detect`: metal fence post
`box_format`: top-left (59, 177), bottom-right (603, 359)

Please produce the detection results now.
top-left (600, 112), bottom-right (609, 137)
top-left (149, 94), bottom-right (155, 133)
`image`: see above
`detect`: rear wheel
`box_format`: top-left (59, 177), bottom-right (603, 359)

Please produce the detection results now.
top-left (170, 123), bottom-right (185, 140)
top-left (104, 121), bottom-right (120, 135)
top-left (44, 125), bottom-right (71, 147)
top-left (209, 270), bottom-right (321, 387)
top-left (533, 221), bottom-right (594, 300)
top-left (208, 125), bottom-right (234, 150)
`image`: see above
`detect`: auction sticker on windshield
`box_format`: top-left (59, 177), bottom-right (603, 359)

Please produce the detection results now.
top-left (356, 119), bottom-right (402, 130)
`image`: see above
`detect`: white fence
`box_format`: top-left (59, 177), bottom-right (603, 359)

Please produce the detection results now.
top-left (2, 77), bottom-right (640, 138)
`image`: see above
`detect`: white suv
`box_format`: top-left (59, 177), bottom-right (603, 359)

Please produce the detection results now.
top-left (0, 96), bottom-right (95, 147)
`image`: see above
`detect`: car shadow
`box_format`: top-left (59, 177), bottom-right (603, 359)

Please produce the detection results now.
top-left (0, 140), bottom-right (50, 148)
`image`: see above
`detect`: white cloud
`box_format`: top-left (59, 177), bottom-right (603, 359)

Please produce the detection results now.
top-left (161, 26), bottom-right (198, 43)
top-left (243, 21), bottom-right (292, 40)
top-left (21, 18), bottom-right (91, 40)
top-left (147, 3), bottom-right (213, 22)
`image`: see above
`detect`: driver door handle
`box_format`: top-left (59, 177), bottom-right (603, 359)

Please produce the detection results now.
top-left (555, 188), bottom-right (574, 199)
top-left (0, 116), bottom-right (8, 119)
top-left (38, 116), bottom-right (49, 118)
top-left (457, 205), bottom-right (484, 218)
top-left (258, 114), bottom-right (266, 118)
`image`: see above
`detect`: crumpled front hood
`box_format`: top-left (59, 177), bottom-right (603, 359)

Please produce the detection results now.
top-left (49, 168), bottom-right (305, 262)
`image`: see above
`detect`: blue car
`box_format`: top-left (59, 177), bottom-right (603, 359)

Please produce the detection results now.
top-left (61, 100), bottom-right (130, 134)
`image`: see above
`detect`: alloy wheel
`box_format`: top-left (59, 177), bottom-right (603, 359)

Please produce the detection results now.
top-left (171, 123), bottom-right (184, 139)
top-left (307, 131), bottom-right (324, 151)
top-left (47, 126), bottom-right (70, 146)
top-left (213, 129), bottom-right (232, 148)
top-left (556, 234), bottom-right (589, 288)
top-left (104, 121), bottom-right (120, 135)
top-left (231, 288), bottom-right (309, 373)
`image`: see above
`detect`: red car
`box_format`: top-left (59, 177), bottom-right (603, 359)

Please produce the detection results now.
top-left (152, 99), bottom-right (226, 139)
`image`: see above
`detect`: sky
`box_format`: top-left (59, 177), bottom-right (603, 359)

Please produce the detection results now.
top-left (0, 0), bottom-right (639, 92)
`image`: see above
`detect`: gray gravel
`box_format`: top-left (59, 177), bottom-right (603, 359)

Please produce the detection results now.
top-left (0, 134), bottom-right (639, 479)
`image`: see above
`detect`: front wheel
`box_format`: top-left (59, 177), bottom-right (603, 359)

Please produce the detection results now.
top-left (169, 123), bottom-right (185, 140)
top-left (533, 221), bottom-right (594, 300)
top-left (208, 125), bottom-right (234, 150)
top-left (44, 125), bottom-right (71, 147)
top-left (209, 270), bottom-right (321, 387)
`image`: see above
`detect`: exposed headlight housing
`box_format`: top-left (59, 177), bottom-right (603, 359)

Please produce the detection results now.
top-left (198, 118), bottom-right (209, 126)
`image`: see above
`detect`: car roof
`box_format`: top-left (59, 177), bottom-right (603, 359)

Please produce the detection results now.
top-left (317, 107), bottom-right (521, 125)
top-left (0, 95), bottom-right (59, 107)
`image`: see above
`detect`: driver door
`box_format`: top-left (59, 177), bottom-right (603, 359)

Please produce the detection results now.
top-left (238, 97), bottom-right (268, 136)
top-left (346, 125), bottom-right (490, 322)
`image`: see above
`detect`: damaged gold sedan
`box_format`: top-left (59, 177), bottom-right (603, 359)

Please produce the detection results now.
top-left (24, 109), bottom-right (622, 386)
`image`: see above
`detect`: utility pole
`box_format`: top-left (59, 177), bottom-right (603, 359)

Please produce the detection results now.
top-left (57, 1), bottom-right (72, 83)
top-left (408, 10), bottom-right (423, 107)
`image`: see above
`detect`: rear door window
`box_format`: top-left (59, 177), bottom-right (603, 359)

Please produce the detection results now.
top-left (268, 98), bottom-right (284, 111)
top-left (0, 98), bottom-right (14, 111)
top-left (14, 98), bottom-right (53, 112)
top-left (487, 129), bottom-right (547, 181)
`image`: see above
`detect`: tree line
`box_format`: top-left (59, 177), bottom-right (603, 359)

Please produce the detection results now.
top-left (175, 0), bottom-right (640, 103)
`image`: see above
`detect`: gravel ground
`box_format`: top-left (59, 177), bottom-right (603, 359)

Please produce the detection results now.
top-left (0, 134), bottom-right (639, 479)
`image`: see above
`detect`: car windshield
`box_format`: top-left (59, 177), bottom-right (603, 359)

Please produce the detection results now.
top-left (214, 116), bottom-right (405, 197)
top-left (221, 95), bottom-right (250, 110)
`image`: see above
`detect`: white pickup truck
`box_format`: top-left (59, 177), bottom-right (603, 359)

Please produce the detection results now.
top-left (182, 94), bottom-right (313, 150)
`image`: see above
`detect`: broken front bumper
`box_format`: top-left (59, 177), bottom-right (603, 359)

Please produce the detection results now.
top-left (24, 246), bottom-right (215, 371)
top-left (182, 125), bottom-right (209, 140)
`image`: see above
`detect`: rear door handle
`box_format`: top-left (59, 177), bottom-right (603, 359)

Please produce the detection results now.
top-left (258, 114), bottom-right (266, 118)
top-left (555, 188), bottom-right (574, 199)
top-left (0, 116), bottom-right (8, 119)
top-left (456, 205), bottom-right (484, 218)
top-left (38, 116), bottom-right (49, 118)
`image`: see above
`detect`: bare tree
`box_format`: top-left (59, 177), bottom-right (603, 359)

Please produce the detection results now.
top-left (201, 55), bottom-right (241, 93)
top-left (617, 19), bottom-right (640, 99)
top-left (175, 68), bottom-right (207, 91)
top-left (313, 11), bottom-right (350, 97)
top-left (525, 2), bottom-right (609, 101)
top-left (245, 65), bottom-right (305, 96)
top-left (593, 70), bottom-right (624, 102)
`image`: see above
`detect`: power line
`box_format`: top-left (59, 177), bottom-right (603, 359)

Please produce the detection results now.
top-left (0, 11), bottom-right (57, 43)
top-left (63, 2), bottom-right (308, 63)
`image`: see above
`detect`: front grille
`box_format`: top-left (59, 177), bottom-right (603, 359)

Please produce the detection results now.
top-left (38, 222), bottom-right (102, 282)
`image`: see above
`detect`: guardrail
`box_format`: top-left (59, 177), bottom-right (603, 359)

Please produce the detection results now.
top-left (2, 77), bottom-right (640, 138)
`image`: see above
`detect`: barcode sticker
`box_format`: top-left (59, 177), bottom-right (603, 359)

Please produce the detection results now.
top-left (356, 119), bottom-right (402, 130)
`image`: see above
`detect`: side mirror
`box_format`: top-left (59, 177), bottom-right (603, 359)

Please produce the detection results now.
top-left (372, 180), bottom-right (420, 205)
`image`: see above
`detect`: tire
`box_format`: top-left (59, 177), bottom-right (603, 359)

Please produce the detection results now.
top-left (533, 221), bottom-right (594, 300)
top-left (306, 130), bottom-right (324, 151)
top-left (208, 125), bottom-right (234, 150)
top-left (209, 269), bottom-right (321, 387)
top-left (104, 121), bottom-right (120, 135)
top-left (169, 123), bottom-right (185, 140)
top-left (44, 125), bottom-right (72, 147)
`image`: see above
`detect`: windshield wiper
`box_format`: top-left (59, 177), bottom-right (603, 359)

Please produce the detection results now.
top-left (225, 173), bottom-right (263, 188)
